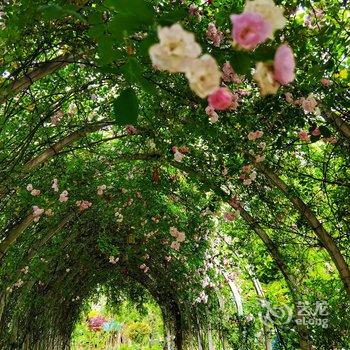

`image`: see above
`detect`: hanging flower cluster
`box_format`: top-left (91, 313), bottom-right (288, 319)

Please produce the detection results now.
top-left (239, 164), bottom-right (257, 186)
top-left (45, 209), bottom-right (54, 217)
top-left (248, 130), bottom-right (264, 141)
top-left (51, 110), bottom-right (64, 126)
top-left (114, 209), bottom-right (123, 223)
top-left (195, 290), bottom-right (209, 304)
top-left (150, 0), bottom-right (295, 102)
top-left (97, 184), bottom-right (106, 196)
top-left (0, 10), bottom-right (5, 30)
top-left (51, 178), bottom-right (59, 192)
top-left (172, 146), bottom-right (189, 162)
top-left (150, 23), bottom-right (220, 98)
top-left (32, 206), bottom-right (44, 222)
top-left (59, 190), bottom-right (69, 202)
top-left (109, 256), bottom-right (119, 264)
top-left (206, 22), bottom-right (224, 47)
top-left (205, 105), bottom-right (219, 123)
top-left (222, 61), bottom-right (242, 84)
top-left (88, 316), bottom-right (107, 332)
top-left (224, 212), bottom-right (238, 221)
top-left (254, 44), bottom-right (295, 96)
top-left (140, 263), bottom-right (150, 273)
top-left (232, 0), bottom-right (286, 49)
top-left (125, 124), bottom-right (138, 135)
top-left (76, 200), bottom-right (92, 212)
top-left (27, 184), bottom-right (40, 196)
top-left (67, 102), bottom-right (77, 116)
top-left (170, 226), bottom-right (186, 251)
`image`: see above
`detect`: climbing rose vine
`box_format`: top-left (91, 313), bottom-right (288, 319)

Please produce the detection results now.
top-left (150, 0), bottom-right (295, 103)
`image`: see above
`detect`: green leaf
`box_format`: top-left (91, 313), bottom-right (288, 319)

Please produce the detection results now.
top-left (252, 46), bottom-right (276, 61)
top-left (105, 0), bottom-right (154, 26)
top-left (112, 88), bottom-right (139, 125)
top-left (230, 52), bottom-right (252, 75)
top-left (39, 4), bottom-right (64, 20)
top-left (121, 58), bottom-right (157, 94)
top-left (38, 4), bottom-right (84, 21)
top-left (87, 24), bottom-right (105, 40)
top-left (319, 125), bottom-right (332, 138)
top-left (121, 58), bottom-right (142, 83)
top-left (158, 8), bottom-right (188, 26)
top-left (97, 37), bottom-right (125, 65)
top-left (109, 15), bottom-right (141, 40)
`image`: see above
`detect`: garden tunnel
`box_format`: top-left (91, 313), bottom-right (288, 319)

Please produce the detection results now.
top-left (0, 0), bottom-right (350, 349)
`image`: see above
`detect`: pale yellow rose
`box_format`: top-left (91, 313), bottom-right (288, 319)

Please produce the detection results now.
top-left (253, 62), bottom-right (280, 96)
top-left (185, 54), bottom-right (221, 98)
top-left (244, 0), bottom-right (286, 37)
top-left (149, 23), bottom-right (202, 73)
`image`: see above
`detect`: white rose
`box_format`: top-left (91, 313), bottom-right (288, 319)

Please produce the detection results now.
top-left (253, 62), bottom-right (280, 96)
top-left (244, 0), bottom-right (286, 37)
top-left (174, 151), bottom-right (184, 162)
top-left (149, 24), bottom-right (202, 73)
top-left (185, 54), bottom-right (221, 98)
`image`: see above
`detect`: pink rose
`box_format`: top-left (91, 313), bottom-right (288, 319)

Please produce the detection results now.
top-left (125, 125), bottom-right (138, 135)
top-left (311, 127), bottom-right (320, 136)
top-left (285, 92), bottom-right (294, 104)
top-left (224, 212), bottom-right (236, 221)
top-left (31, 189), bottom-right (41, 196)
top-left (171, 241), bottom-right (181, 251)
top-left (59, 190), bottom-right (69, 203)
top-left (231, 12), bottom-right (272, 50)
top-left (33, 206), bottom-right (44, 222)
top-left (59, 195), bottom-right (68, 202)
top-left (222, 61), bottom-right (242, 83)
top-left (320, 78), bottom-right (330, 87)
top-left (52, 179), bottom-right (59, 192)
top-left (178, 146), bottom-right (190, 154)
top-left (242, 164), bottom-right (252, 173)
top-left (301, 95), bottom-right (317, 113)
top-left (76, 200), bottom-right (92, 211)
top-left (176, 231), bottom-right (186, 243)
top-left (206, 22), bottom-right (224, 47)
top-left (298, 130), bottom-right (310, 141)
top-left (208, 88), bottom-right (233, 110)
top-left (88, 316), bottom-right (106, 332)
top-left (248, 130), bottom-right (264, 141)
top-left (255, 154), bottom-right (265, 163)
top-left (205, 105), bottom-right (219, 123)
top-left (228, 196), bottom-right (241, 210)
top-left (274, 44), bottom-right (295, 85)
top-left (174, 151), bottom-right (184, 162)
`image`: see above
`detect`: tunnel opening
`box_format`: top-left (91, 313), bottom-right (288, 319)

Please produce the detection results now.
top-left (1, 0), bottom-right (350, 347)
top-left (70, 286), bottom-right (165, 350)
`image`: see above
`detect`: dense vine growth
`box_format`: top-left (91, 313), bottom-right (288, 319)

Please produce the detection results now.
top-left (0, 0), bottom-right (349, 349)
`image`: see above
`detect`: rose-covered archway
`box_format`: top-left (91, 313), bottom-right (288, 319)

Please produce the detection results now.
top-left (0, 0), bottom-right (349, 349)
